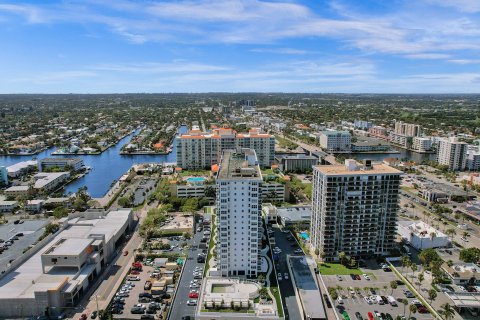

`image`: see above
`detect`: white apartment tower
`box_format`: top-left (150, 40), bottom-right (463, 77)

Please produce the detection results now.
top-left (311, 160), bottom-right (402, 262)
top-left (437, 137), bottom-right (468, 171)
top-left (177, 127), bottom-right (274, 170)
top-left (216, 149), bottom-right (262, 277)
top-left (319, 131), bottom-right (352, 153)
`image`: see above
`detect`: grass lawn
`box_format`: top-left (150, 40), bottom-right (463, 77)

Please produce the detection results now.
top-left (204, 214), bottom-right (216, 277)
top-left (318, 263), bottom-right (362, 275)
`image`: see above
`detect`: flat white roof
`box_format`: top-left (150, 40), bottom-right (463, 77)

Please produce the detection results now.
top-left (5, 185), bottom-right (29, 192)
top-left (0, 209), bottom-right (131, 299)
top-left (44, 238), bottom-right (93, 256)
top-left (6, 160), bottom-right (37, 173)
top-left (34, 172), bottom-right (69, 189)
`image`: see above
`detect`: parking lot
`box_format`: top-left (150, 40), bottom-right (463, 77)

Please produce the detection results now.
top-left (322, 260), bottom-right (435, 320)
top-left (111, 263), bottom-right (171, 320)
top-left (0, 219), bottom-right (49, 274)
top-left (167, 217), bottom-right (209, 320)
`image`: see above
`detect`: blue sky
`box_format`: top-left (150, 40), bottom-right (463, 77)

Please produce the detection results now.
top-left (0, 0), bottom-right (479, 93)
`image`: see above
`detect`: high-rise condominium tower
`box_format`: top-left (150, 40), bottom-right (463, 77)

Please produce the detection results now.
top-left (216, 149), bottom-right (262, 277)
top-left (311, 159), bottom-right (402, 262)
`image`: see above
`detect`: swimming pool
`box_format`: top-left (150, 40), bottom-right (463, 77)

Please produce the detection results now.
top-left (187, 177), bottom-right (206, 182)
top-left (300, 232), bottom-right (310, 241)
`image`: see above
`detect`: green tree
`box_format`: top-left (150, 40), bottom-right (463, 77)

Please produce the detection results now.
top-left (440, 303), bottom-right (455, 320)
top-left (339, 251), bottom-right (346, 266)
top-left (410, 263), bottom-right (418, 279)
top-left (419, 248), bottom-right (442, 266)
top-left (428, 289), bottom-right (437, 303)
top-left (390, 280), bottom-right (397, 294)
top-left (408, 304), bottom-right (417, 319)
top-left (52, 206), bottom-right (69, 219)
top-left (418, 272), bottom-right (424, 288)
top-left (459, 247), bottom-right (480, 263)
top-left (445, 228), bottom-right (456, 242)
top-left (400, 298), bottom-right (408, 317)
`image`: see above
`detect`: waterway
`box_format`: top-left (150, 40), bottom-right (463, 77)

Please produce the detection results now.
top-left (0, 125), bottom-right (188, 198)
top-left (351, 146), bottom-right (436, 163)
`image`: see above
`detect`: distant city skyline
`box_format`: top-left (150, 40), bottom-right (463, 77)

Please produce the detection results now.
top-left (0, 0), bottom-right (479, 93)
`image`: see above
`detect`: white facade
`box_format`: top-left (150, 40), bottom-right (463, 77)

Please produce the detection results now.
top-left (397, 221), bottom-right (450, 250)
top-left (437, 137), bottom-right (468, 171)
top-left (311, 160), bottom-right (401, 261)
top-left (261, 182), bottom-right (286, 202)
top-left (6, 160), bottom-right (37, 178)
top-left (467, 145), bottom-right (480, 171)
top-left (0, 201), bottom-right (18, 212)
top-left (39, 158), bottom-right (84, 172)
top-left (216, 149), bottom-right (262, 277)
top-left (0, 209), bottom-right (133, 318)
top-left (319, 131), bottom-right (351, 153)
top-left (33, 172), bottom-right (70, 193)
top-left (412, 137), bottom-right (432, 152)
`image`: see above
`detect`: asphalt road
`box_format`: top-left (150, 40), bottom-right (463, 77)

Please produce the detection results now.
top-left (168, 227), bottom-right (204, 320)
top-left (271, 225), bottom-right (302, 320)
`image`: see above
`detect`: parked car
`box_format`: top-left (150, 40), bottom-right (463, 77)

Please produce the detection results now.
top-left (90, 311), bottom-right (97, 319)
top-left (187, 299), bottom-right (198, 306)
top-left (188, 292), bottom-right (199, 299)
top-left (355, 312), bottom-right (364, 320)
top-left (141, 315), bottom-right (155, 320)
top-left (131, 307), bottom-right (145, 314)
top-left (123, 250), bottom-right (128, 256)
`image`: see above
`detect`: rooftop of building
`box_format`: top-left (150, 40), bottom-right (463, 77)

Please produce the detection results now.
top-left (0, 209), bottom-right (132, 299)
top-left (5, 185), bottom-right (30, 192)
top-left (179, 127), bottom-right (273, 140)
top-left (6, 160), bottom-right (37, 172)
top-left (352, 136), bottom-right (390, 146)
top-left (277, 206), bottom-right (311, 222)
top-left (289, 256), bottom-right (326, 319)
top-left (442, 262), bottom-right (479, 278)
top-left (275, 153), bottom-right (318, 160)
top-left (321, 130), bottom-right (351, 136)
top-left (44, 238), bottom-right (93, 256)
top-left (398, 220), bottom-right (447, 238)
top-left (34, 172), bottom-right (69, 189)
top-left (217, 149), bottom-right (262, 181)
top-left (314, 160), bottom-right (402, 176)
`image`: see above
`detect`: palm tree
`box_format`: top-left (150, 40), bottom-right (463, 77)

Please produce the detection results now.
top-left (410, 263), bottom-right (418, 280)
top-left (441, 303), bottom-right (455, 320)
top-left (401, 256), bottom-right (411, 275)
top-left (445, 228), bottom-right (456, 243)
top-left (409, 304), bottom-right (417, 319)
top-left (462, 231), bottom-right (469, 244)
top-left (390, 281), bottom-right (397, 294)
top-left (339, 251), bottom-right (346, 266)
top-left (418, 272), bottom-right (424, 288)
top-left (401, 298), bottom-right (408, 316)
top-left (428, 289), bottom-right (437, 304)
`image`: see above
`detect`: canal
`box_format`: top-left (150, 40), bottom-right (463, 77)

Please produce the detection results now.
top-left (0, 126), bottom-right (188, 198)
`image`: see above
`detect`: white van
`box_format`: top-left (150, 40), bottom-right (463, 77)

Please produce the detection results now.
top-left (337, 297), bottom-right (343, 305)
top-left (387, 296), bottom-right (397, 306)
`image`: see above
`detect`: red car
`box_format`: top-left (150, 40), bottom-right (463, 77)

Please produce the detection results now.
top-left (188, 292), bottom-right (199, 299)
top-left (367, 312), bottom-right (374, 320)
top-left (355, 275), bottom-right (361, 280)
top-left (80, 314), bottom-right (87, 320)
top-left (123, 251), bottom-right (128, 256)
top-left (130, 270), bottom-right (140, 275)
top-left (418, 306), bottom-right (430, 314)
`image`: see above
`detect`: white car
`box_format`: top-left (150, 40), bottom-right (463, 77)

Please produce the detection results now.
top-left (284, 273), bottom-right (289, 280)
top-left (190, 284), bottom-right (200, 288)
top-left (277, 273), bottom-right (283, 281)
top-left (364, 297), bottom-right (372, 304)
top-left (362, 273), bottom-right (370, 280)
top-left (294, 249), bottom-right (303, 254)
top-left (187, 299), bottom-right (197, 306)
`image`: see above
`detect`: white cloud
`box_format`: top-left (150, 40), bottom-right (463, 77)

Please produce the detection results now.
top-left (448, 59), bottom-right (480, 65)
top-left (404, 53), bottom-right (451, 60)
top-left (425, 0), bottom-right (480, 13)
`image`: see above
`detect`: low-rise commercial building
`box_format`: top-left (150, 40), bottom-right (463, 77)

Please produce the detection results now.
top-left (39, 158), bottom-right (84, 172)
top-left (419, 188), bottom-right (449, 203)
top-left (0, 208), bottom-right (133, 318)
top-left (277, 205), bottom-right (311, 227)
top-left (397, 221), bottom-right (449, 250)
top-left (262, 203), bottom-right (278, 224)
top-left (368, 126), bottom-right (388, 140)
top-left (275, 154), bottom-right (318, 172)
top-left (441, 263), bottom-right (480, 286)
top-left (261, 182), bottom-right (287, 202)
